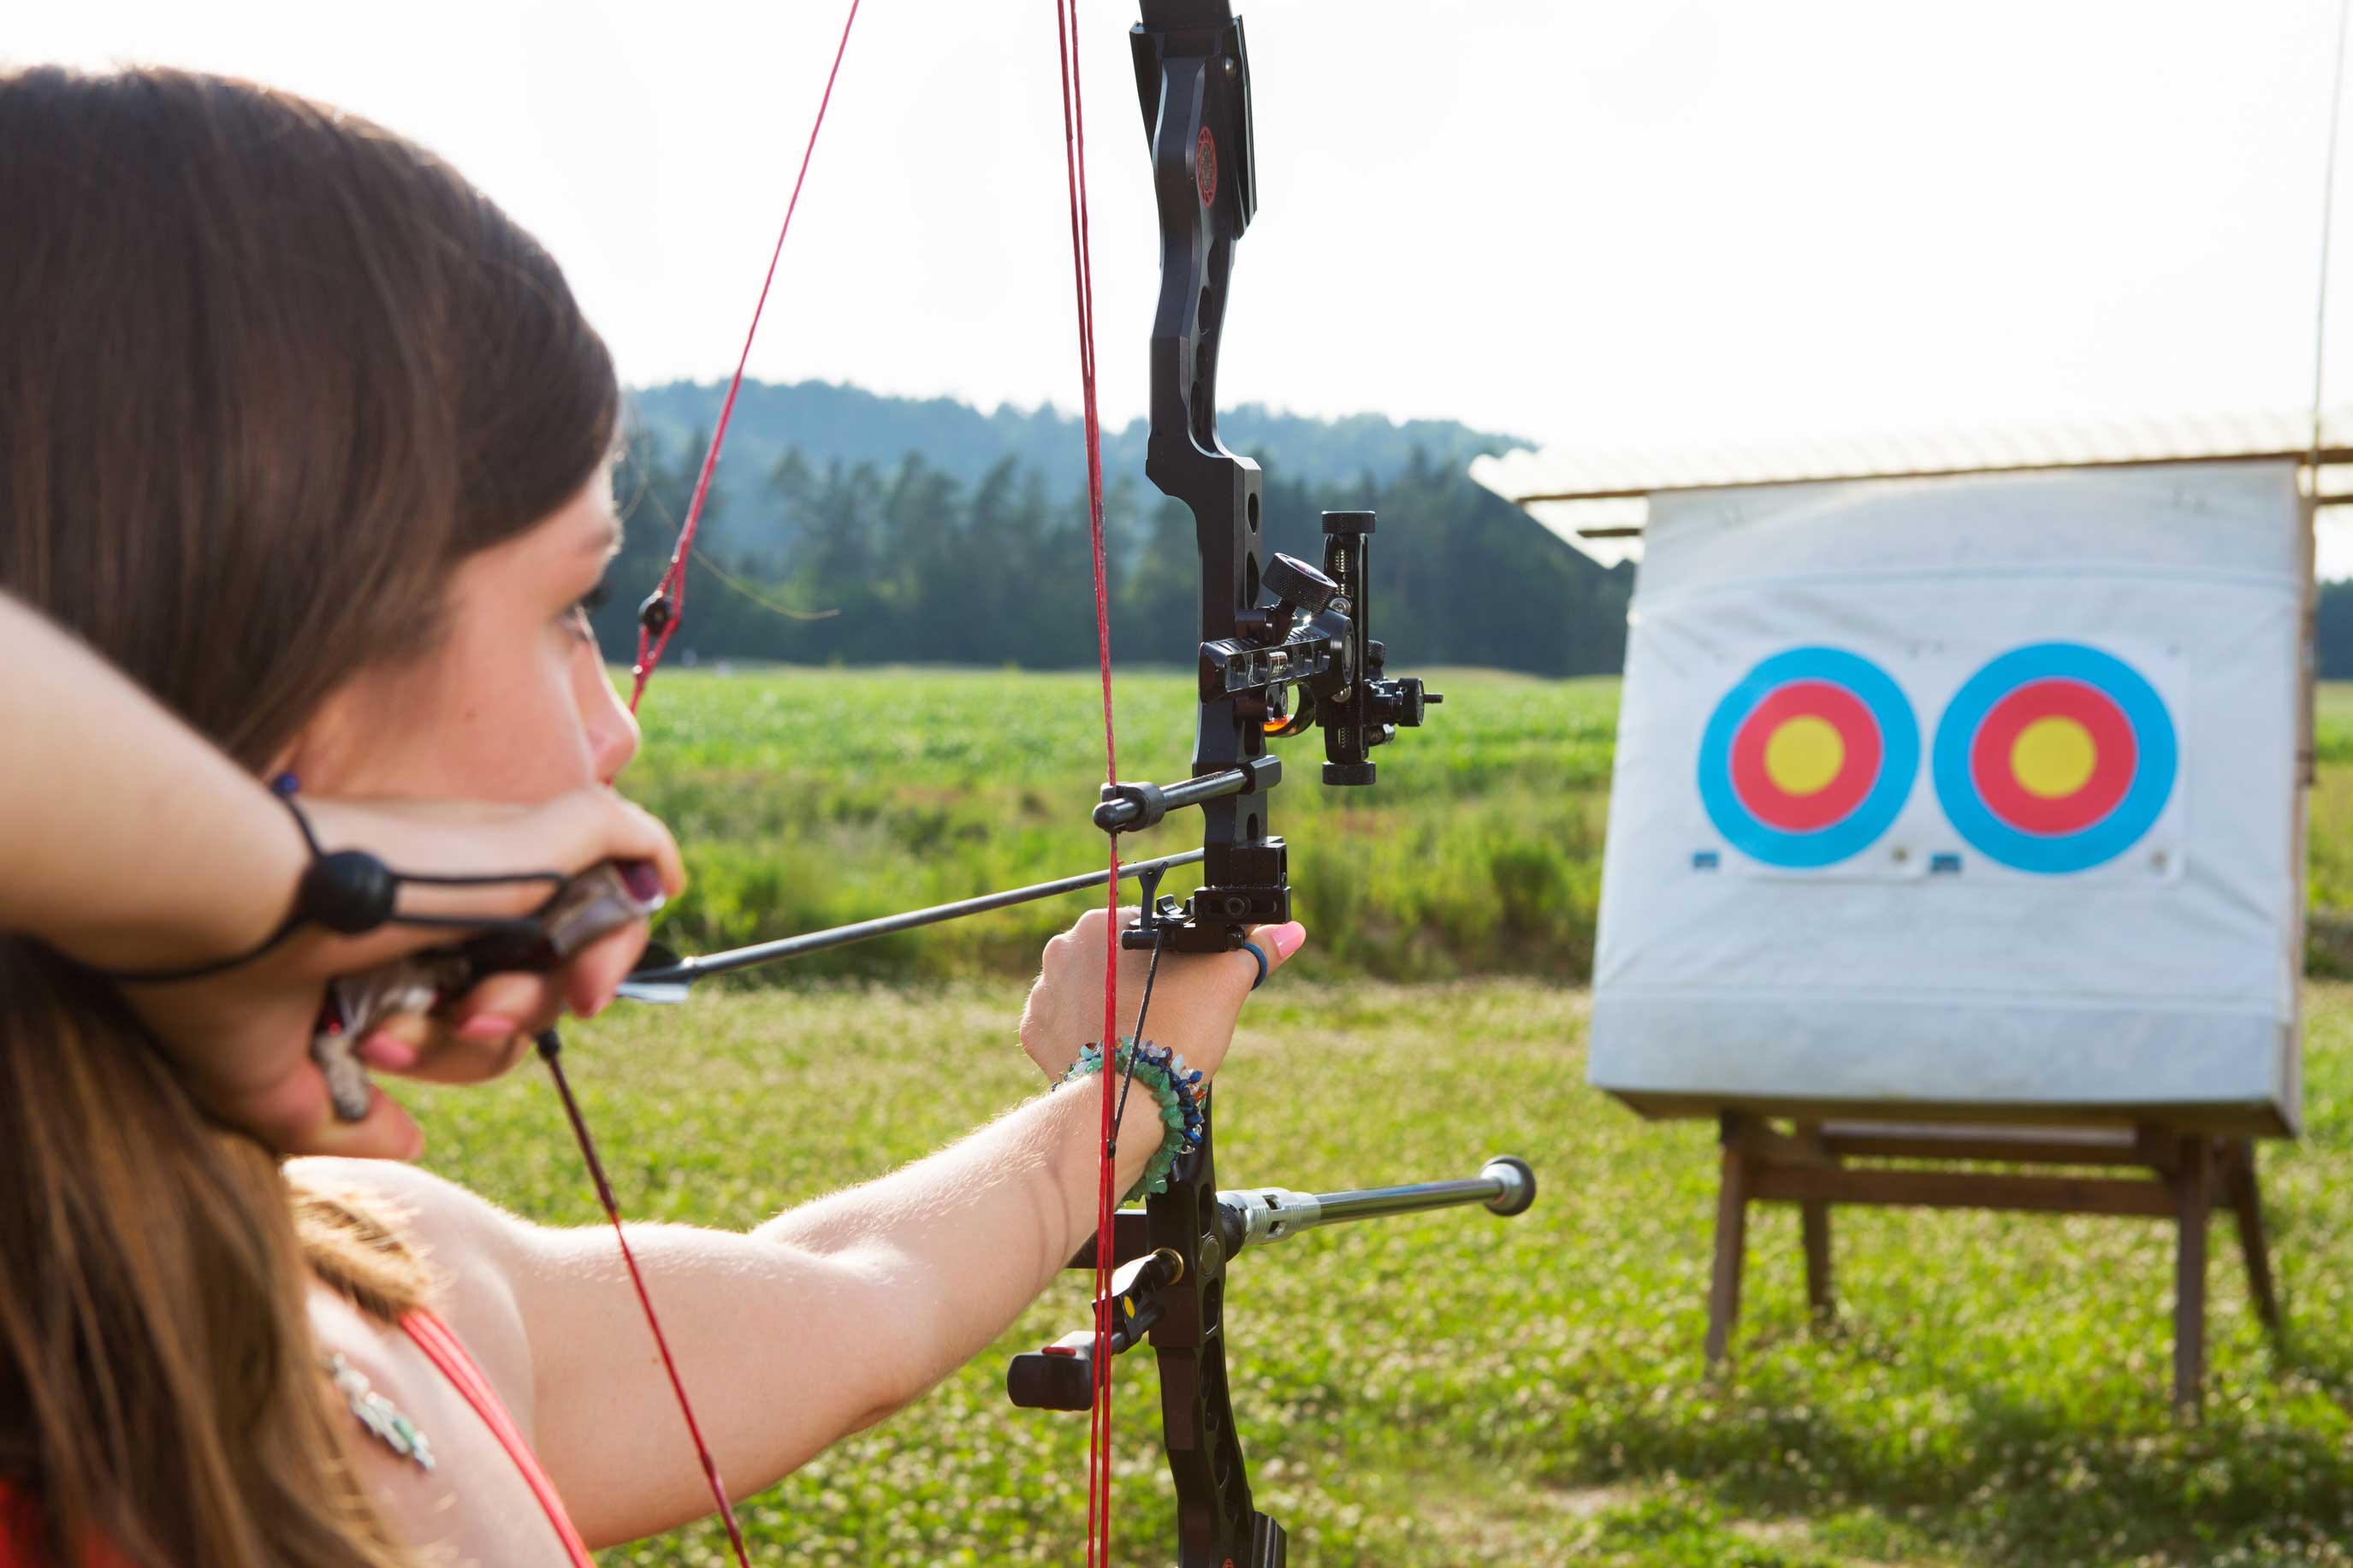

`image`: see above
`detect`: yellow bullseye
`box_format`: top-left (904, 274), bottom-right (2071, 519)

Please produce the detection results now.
top-left (1763, 715), bottom-right (1845, 796)
top-left (2011, 716), bottom-right (2096, 799)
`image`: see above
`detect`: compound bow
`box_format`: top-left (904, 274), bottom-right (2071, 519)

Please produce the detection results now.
top-left (996, 10), bottom-right (1511, 1568)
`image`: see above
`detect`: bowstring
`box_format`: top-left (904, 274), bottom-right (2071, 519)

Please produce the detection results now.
top-left (1051, 1), bottom-right (1120, 1562)
top-left (556, 5), bottom-right (865, 1565)
top-left (630, 0), bottom-right (865, 711)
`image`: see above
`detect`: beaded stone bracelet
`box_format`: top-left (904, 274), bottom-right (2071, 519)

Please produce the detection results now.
top-left (1059, 1038), bottom-right (1206, 1204)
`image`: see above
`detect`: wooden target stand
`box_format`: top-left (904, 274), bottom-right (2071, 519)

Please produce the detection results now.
top-left (1704, 1113), bottom-right (2283, 1412)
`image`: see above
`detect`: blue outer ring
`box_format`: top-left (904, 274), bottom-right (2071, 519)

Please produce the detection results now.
top-left (1930, 642), bottom-right (2176, 875)
top-left (1696, 648), bottom-right (1919, 868)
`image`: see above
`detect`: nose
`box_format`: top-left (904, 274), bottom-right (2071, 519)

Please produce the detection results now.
top-left (578, 643), bottom-right (643, 782)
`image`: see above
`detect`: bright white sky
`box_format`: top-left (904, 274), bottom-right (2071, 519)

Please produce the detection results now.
top-left (14, 1), bottom-right (2353, 455)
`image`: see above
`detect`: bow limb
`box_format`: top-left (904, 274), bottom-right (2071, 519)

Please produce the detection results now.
top-left (1128, 6), bottom-right (1284, 1564)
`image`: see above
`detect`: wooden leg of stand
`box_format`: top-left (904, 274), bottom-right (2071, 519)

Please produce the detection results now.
top-left (1706, 1118), bottom-right (1751, 1365)
top-left (1793, 1121), bottom-right (1834, 1326)
top-left (2223, 1139), bottom-right (2283, 1338)
top-left (1801, 1200), bottom-right (1834, 1325)
top-left (2173, 1136), bottom-right (2212, 1417)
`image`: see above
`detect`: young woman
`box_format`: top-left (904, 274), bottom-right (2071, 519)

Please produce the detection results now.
top-left (0, 66), bottom-right (1298, 1565)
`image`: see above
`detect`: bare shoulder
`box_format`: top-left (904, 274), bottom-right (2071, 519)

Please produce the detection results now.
top-left (288, 1155), bottom-right (528, 1274)
top-left (290, 1156), bottom-right (537, 1419)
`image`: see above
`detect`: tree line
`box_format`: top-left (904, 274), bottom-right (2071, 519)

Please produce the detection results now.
top-left (2317, 580), bottom-right (2353, 679)
top-left (590, 429), bottom-right (1633, 677)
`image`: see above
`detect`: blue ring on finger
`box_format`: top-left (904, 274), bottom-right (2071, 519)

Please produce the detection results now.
top-left (1239, 940), bottom-right (1268, 991)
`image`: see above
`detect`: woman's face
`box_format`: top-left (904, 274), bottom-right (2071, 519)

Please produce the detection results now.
top-left (287, 473), bottom-right (639, 800)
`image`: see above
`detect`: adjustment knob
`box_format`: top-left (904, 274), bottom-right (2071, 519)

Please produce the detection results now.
top-left (1262, 553), bottom-right (1337, 614)
top-left (1007, 1334), bottom-right (1097, 1411)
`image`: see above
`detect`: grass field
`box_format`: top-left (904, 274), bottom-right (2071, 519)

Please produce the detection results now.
top-left (409, 667), bottom-right (2353, 1565)
top-left (615, 666), bottom-right (1615, 983)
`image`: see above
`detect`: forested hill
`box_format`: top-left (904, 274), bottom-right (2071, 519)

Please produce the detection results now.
top-left (591, 379), bottom-right (1632, 677)
top-left (628, 378), bottom-right (1533, 511)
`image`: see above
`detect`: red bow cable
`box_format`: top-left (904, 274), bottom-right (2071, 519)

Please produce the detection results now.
top-left (549, 7), bottom-right (862, 1567)
top-left (628, 5), bottom-right (862, 714)
top-left (588, 6), bottom-right (1124, 1564)
top-left (1048, 3), bottom-right (1124, 1565)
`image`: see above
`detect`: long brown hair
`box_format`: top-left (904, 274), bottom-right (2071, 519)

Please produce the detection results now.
top-left (0, 67), bottom-right (619, 1565)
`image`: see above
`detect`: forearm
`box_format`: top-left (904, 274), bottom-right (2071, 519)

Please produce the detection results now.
top-left (0, 593), bottom-right (301, 966)
top-left (757, 1073), bottom-right (1165, 1394)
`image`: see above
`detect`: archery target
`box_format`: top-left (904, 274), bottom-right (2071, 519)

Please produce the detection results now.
top-left (1591, 462), bottom-right (2302, 1127)
top-left (1697, 647), bottom-right (1918, 868)
top-left (1931, 642), bottom-right (2177, 875)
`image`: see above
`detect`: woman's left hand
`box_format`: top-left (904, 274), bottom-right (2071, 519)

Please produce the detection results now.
top-left (1017, 907), bottom-right (1306, 1084)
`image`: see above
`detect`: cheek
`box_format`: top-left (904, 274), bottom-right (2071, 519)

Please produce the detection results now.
top-left (389, 634), bottom-right (599, 802)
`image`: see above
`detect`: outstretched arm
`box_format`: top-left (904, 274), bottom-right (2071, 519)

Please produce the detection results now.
top-left (319, 914), bottom-right (1299, 1549)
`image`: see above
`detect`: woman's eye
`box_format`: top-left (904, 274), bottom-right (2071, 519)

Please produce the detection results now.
top-left (567, 582), bottom-right (611, 638)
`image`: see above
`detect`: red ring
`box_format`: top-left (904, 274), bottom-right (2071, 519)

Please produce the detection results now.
top-left (1969, 679), bottom-right (2136, 835)
top-left (1728, 681), bottom-right (1882, 831)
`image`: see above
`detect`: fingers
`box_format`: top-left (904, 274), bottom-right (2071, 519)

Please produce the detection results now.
top-left (388, 1024), bottom-right (536, 1088)
top-left (546, 788), bottom-right (686, 901)
top-left (376, 973), bottom-right (553, 1088)
top-left (564, 921), bottom-right (645, 1018)
top-left (1236, 920), bottom-right (1308, 991)
top-left (1251, 920), bottom-right (1309, 973)
top-left (1058, 905), bottom-right (1139, 945)
top-left (315, 1088), bottom-right (426, 1161)
top-left (612, 796), bottom-right (688, 899)
top-left (1053, 907), bottom-right (1306, 991)
top-left (228, 1065), bottom-right (425, 1161)
top-left (319, 896), bottom-right (649, 1105)
top-left (131, 788), bottom-right (681, 1161)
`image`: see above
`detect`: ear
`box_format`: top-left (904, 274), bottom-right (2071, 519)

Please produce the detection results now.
top-left (272, 670), bottom-right (380, 798)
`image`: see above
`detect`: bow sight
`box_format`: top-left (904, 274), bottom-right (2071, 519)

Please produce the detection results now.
top-left (1094, 508), bottom-right (1441, 952)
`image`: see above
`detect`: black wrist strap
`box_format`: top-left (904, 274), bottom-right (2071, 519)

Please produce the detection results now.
top-left (93, 784), bottom-right (567, 985)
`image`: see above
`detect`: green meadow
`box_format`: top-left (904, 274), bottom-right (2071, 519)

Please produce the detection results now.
top-left (621, 666), bottom-right (1610, 985)
top-left (409, 668), bottom-right (2353, 1566)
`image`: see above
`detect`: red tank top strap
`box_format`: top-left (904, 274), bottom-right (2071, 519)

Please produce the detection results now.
top-left (400, 1310), bottom-right (595, 1567)
top-left (0, 1482), bottom-right (47, 1568)
top-left (0, 1479), bottom-right (132, 1568)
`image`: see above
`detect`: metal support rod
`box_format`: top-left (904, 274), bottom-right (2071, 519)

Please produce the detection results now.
top-left (619, 849), bottom-right (1208, 995)
top-left (1220, 1156), bottom-right (1535, 1250)
top-left (1093, 763), bottom-right (1265, 832)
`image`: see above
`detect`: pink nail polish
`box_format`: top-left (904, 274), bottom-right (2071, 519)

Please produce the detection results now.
top-left (455, 1014), bottom-right (520, 1041)
top-left (1274, 922), bottom-right (1307, 958)
top-left (357, 1032), bottom-right (420, 1071)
